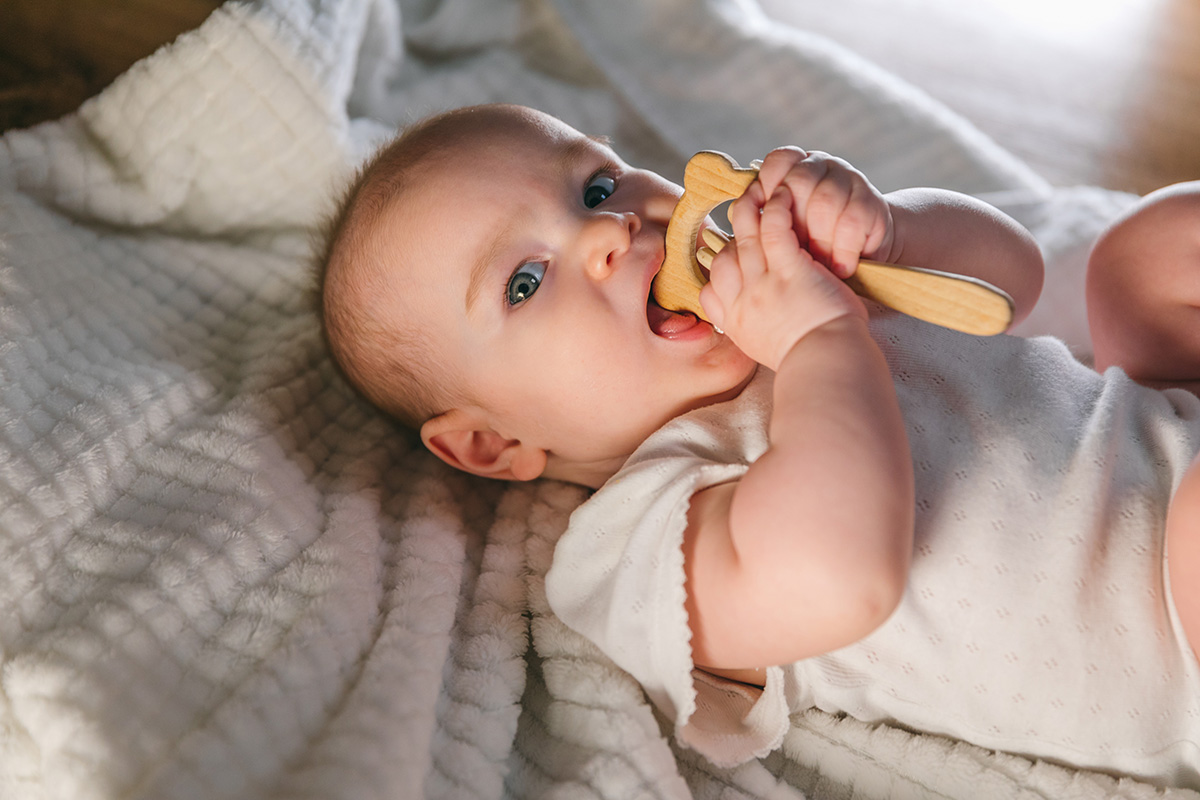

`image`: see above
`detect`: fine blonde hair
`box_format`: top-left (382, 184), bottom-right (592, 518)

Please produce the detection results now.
top-left (314, 108), bottom-right (484, 429)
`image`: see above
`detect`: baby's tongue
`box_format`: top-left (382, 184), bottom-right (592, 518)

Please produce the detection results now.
top-left (647, 298), bottom-right (699, 336)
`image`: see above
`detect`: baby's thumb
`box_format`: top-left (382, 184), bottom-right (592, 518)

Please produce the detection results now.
top-left (699, 284), bottom-right (726, 331)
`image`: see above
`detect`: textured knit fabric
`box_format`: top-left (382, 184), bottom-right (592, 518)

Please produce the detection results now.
top-left (546, 310), bottom-right (1200, 788)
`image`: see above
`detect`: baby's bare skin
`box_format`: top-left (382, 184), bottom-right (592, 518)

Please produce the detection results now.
top-left (1087, 181), bottom-right (1200, 655)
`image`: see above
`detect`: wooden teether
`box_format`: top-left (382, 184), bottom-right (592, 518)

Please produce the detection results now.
top-left (653, 151), bottom-right (1015, 336)
top-left (657, 152), bottom-right (759, 322)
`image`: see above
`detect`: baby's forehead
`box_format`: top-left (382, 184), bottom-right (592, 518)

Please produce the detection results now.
top-left (410, 117), bottom-right (603, 206)
top-left (441, 106), bottom-right (577, 153)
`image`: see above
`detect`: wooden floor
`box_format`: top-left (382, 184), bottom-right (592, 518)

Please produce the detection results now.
top-left (1, 0), bottom-right (1198, 196)
top-left (0, 0), bottom-right (221, 133)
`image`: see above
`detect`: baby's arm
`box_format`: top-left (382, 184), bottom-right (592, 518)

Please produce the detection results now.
top-left (687, 174), bottom-right (914, 673)
top-left (1086, 181), bottom-right (1200, 393)
top-left (755, 148), bottom-right (1046, 326)
top-left (685, 152), bottom-right (1045, 674)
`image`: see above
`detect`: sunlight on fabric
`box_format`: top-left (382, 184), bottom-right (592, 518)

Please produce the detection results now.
top-left (982, 0), bottom-right (1166, 45)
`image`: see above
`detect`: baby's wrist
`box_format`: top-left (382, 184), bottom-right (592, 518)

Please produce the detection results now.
top-left (774, 313), bottom-right (872, 372)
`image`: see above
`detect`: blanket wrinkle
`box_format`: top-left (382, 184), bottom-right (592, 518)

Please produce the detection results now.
top-left (0, 5), bottom-right (350, 235)
top-left (517, 480), bottom-right (703, 800)
top-left (425, 484), bottom-right (530, 798)
top-left (2, 0), bottom-right (1196, 797)
top-left (398, 0), bottom-right (523, 53)
top-left (547, 0), bottom-right (1046, 196)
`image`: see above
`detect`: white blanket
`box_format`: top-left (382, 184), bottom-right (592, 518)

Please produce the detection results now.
top-left (0, 0), bottom-right (1187, 797)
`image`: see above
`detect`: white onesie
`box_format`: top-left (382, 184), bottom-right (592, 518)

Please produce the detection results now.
top-left (545, 312), bottom-right (1200, 789)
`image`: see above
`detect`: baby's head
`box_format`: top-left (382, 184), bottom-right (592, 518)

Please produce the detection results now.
top-left (319, 104), bottom-right (755, 487)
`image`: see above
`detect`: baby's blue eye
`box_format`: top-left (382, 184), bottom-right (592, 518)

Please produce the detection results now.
top-left (506, 261), bottom-right (546, 306)
top-left (583, 175), bottom-right (616, 208)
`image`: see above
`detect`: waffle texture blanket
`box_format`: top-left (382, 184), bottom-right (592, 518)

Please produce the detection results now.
top-left (1, 0), bottom-right (1187, 797)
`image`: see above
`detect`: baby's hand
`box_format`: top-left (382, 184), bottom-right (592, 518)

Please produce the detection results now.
top-left (700, 181), bottom-right (867, 371)
top-left (754, 147), bottom-right (894, 278)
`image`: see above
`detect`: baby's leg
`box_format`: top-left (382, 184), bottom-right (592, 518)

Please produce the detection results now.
top-left (1086, 181), bottom-right (1200, 393)
top-left (1168, 453), bottom-right (1200, 661)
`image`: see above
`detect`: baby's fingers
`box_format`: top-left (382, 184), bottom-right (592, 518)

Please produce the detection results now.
top-left (700, 243), bottom-right (743, 329)
top-left (706, 243), bottom-right (743, 301)
top-left (755, 146), bottom-right (808, 198)
top-left (728, 181), bottom-right (768, 280)
top-left (759, 186), bottom-right (801, 266)
top-left (698, 282), bottom-right (726, 329)
top-left (801, 169), bottom-right (854, 273)
top-left (829, 181), bottom-right (892, 276)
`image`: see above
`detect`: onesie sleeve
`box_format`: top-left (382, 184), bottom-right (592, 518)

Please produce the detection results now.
top-left (545, 372), bottom-right (790, 767)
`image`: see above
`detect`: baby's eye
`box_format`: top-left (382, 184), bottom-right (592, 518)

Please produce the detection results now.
top-left (583, 174), bottom-right (616, 209)
top-left (506, 261), bottom-right (546, 306)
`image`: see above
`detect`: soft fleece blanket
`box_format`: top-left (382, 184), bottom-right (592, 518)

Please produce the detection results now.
top-left (0, 0), bottom-right (1185, 797)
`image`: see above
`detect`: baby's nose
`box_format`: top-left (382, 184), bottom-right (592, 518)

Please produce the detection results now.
top-left (581, 212), bottom-right (640, 280)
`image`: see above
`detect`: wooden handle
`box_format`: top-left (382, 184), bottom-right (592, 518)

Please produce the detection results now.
top-left (846, 261), bottom-right (1014, 336)
top-left (653, 151), bottom-right (1015, 337)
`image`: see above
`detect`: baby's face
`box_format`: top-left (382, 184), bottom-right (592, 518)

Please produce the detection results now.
top-left (379, 107), bottom-right (755, 484)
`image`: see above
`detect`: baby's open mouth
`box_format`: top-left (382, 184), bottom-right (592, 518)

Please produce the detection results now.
top-left (646, 292), bottom-right (700, 337)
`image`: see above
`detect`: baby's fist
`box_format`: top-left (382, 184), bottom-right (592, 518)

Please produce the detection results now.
top-left (700, 182), bottom-right (866, 371)
top-left (755, 148), bottom-right (893, 278)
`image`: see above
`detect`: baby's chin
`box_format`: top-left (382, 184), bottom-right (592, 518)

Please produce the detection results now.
top-left (544, 357), bottom-right (757, 488)
top-left (695, 359), bottom-right (759, 408)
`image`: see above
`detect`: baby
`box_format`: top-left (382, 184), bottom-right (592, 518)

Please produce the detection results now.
top-left (318, 103), bottom-right (1200, 788)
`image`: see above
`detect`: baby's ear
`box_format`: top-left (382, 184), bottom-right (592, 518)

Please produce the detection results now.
top-left (421, 408), bottom-right (547, 481)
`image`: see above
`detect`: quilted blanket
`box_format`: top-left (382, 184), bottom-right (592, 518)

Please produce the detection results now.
top-left (0, 0), bottom-right (1189, 797)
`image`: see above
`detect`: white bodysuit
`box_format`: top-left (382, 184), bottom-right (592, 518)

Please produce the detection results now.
top-left (545, 312), bottom-right (1200, 789)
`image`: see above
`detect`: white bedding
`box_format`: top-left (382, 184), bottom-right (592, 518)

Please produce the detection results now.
top-left (0, 0), bottom-right (1188, 797)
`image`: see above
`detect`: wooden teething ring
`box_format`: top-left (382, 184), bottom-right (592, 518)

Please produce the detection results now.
top-left (654, 151), bottom-right (757, 321)
top-left (651, 151), bottom-right (1016, 336)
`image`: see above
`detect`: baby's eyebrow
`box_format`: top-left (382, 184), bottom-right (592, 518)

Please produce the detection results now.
top-left (557, 135), bottom-right (612, 177)
top-left (465, 223), bottom-right (513, 314)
